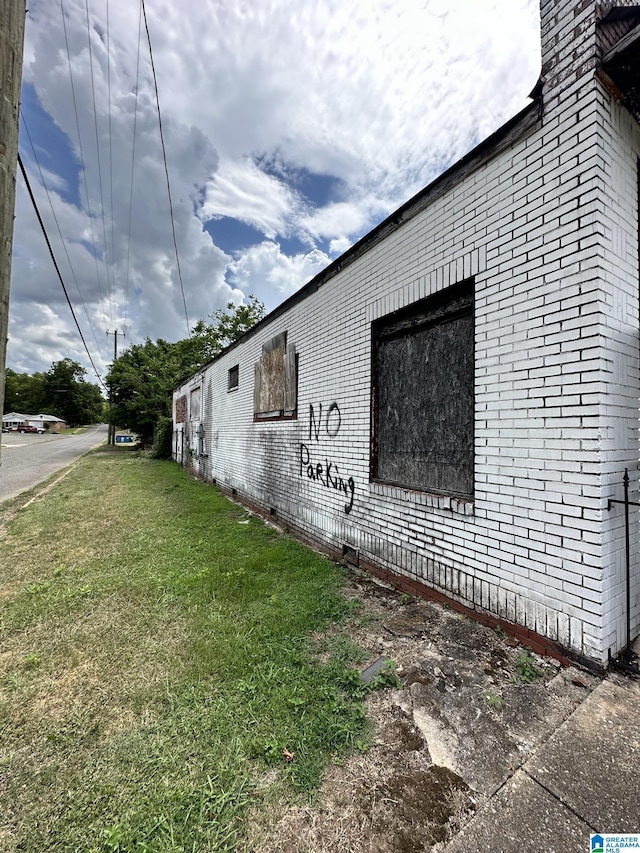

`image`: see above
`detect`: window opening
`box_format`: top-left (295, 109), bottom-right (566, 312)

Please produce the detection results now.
top-left (371, 279), bottom-right (474, 498)
top-left (254, 332), bottom-right (297, 420)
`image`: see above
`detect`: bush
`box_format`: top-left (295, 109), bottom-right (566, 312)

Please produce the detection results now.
top-left (152, 416), bottom-right (173, 459)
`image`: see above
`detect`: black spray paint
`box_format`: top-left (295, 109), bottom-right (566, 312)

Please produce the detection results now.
top-left (297, 402), bottom-right (356, 514)
top-left (299, 442), bottom-right (355, 514)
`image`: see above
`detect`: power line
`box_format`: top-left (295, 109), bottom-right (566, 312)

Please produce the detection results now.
top-left (141, 0), bottom-right (190, 338)
top-left (124, 0), bottom-right (143, 332)
top-left (60, 0), bottom-right (107, 327)
top-left (18, 153), bottom-right (106, 390)
top-left (84, 0), bottom-right (115, 330)
top-left (20, 114), bottom-right (106, 362)
top-left (106, 0), bottom-right (117, 331)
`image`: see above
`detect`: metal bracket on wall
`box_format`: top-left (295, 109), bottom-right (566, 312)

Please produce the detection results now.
top-left (607, 468), bottom-right (640, 677)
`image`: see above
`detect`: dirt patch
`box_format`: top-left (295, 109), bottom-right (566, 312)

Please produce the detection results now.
top-left (382, 718), bottom-right (425, 752)
top-left (373, 766), bottom-right (472, 852)
top-left (247, 567), bottom-right (600, 853)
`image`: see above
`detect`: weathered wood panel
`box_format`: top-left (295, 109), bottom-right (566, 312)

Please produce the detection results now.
top-left (175, 395), bottom-right (187, 424)
top-left (284, 344), bottom-right (297, 413)
top-left (374, 282), bottom-right (474, 497)
top-left (254, 333), bottom-right (297, 417)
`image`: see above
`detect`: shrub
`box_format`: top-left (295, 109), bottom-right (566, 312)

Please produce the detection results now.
top-left (152, 416), bottom-right (173, 459)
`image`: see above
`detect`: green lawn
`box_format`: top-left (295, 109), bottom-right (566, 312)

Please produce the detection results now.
top-left (0, 453), bottom-right (376, 852)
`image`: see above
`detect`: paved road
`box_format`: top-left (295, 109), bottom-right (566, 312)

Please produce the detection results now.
top-left (0, 424), bottom-right (108, 504)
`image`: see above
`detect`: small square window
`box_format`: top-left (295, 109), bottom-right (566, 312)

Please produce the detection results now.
top-left (228, 365), bottom-right (239, 391)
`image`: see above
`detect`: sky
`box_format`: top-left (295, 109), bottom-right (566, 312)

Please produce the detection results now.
top-left (8, 0), bottom-right (541, 385)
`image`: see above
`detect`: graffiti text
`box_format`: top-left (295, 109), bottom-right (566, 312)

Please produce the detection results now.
top-left (299, 442), bottom-right (355, 514)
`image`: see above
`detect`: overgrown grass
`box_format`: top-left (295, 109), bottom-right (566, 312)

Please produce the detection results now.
top-left (0, 453), bottom-right (373, 852)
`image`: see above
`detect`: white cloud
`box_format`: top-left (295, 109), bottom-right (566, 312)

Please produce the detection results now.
top-left (8, 0), bottom-right (541, 380)
top-left (301, 198), bottom-right (392, 245)
top-left (227, 242), bottom-right (331, 305)
top-left (200, 158), bottom-right (303, 240)
top-left (328, 236), bottom-right (353, 256)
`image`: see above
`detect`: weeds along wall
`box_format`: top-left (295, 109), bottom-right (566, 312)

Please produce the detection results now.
top-left (174, 0), bottom-right (640, 666)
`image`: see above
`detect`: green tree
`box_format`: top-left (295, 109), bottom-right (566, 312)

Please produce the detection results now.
top-left (3, 369), bottom-right (45, 414)
top-left (107, 339), bottom-right (184, 446)
top-left (189, 295), bottom-right (265, 365)
top-left (106, 297), bottom-right (265, 446)
top-left (40, 359), bottom-right (104, 426)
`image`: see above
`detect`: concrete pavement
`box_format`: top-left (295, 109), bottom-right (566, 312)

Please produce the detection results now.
top-left (440, 673), bottom-right (640, 853)
top-left (249, 571), bottom-right (640, 853)
top-left (0, 424), bottom-right (107, 502)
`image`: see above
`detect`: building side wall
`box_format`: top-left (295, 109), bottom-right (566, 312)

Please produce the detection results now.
top-left (174, 2), bottom-right (640, 664)
top-left (599, 96), bottom-right (640, 655)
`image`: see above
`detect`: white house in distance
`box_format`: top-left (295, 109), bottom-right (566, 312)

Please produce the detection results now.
top-left (2, 412), bottom-right (67, 432)
top-left (173, 0), bottom-right (640, 669)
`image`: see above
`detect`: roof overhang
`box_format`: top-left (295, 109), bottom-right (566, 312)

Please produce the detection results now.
top-left (598, 6), bottom-right (640, 122)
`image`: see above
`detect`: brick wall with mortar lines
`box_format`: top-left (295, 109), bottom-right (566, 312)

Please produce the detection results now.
top-left (173, 0), bottom-right (639, 664)
top-left (599, 93), bottom-right (640, 655)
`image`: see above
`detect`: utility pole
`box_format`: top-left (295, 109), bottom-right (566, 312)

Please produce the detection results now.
top-left (0, 0), bottom-right (27, 464)
top-left (106, 329), bottom-right (124, 445)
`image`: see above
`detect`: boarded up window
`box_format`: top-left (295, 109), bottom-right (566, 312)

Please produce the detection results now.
top-left (372, 280), bottom-right (474, 498)
top-left (190, 387), bottom-right (201, 421)
top-left (254, 333), bottom-right (297, 420)
top-left (228, 365), bottom-right (239, 391)
top-left (175, 395), bottom-right (187, 424)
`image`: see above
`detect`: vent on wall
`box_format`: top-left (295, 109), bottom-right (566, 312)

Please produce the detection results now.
top-left (342, 543), bottom-right (360, 567)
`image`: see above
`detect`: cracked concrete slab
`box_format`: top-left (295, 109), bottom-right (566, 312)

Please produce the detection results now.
top-left (385, 602), bottom-right (600, 798)
top-left (524, 676), bottom-right (640, 833)
top-left (436, 769), bottom-right (591, 853)
top-left (249, 569), bottom-right (612, 853)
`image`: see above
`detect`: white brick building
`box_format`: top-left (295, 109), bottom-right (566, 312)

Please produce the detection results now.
top-left (174, 0), bottom-right (640, 667)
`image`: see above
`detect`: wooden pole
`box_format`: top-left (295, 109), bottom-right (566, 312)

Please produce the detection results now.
top-left (0, 0), bottom-right (27, 460)
top-left (106, 329), bottom-right (123, 445)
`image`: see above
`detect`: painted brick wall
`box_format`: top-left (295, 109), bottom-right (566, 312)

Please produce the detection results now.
top-left (174, 0), bottom-right (640, 665)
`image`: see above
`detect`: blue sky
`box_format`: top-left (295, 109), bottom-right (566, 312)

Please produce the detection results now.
top-left (8, 0), bottom-right (540, 381)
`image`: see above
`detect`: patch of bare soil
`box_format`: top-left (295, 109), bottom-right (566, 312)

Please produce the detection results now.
top-left (246, 568), bottom-right (600, 853)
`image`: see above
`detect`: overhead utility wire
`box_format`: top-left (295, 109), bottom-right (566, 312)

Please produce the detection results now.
top-left (141, 0), bottom-right (191, 337)
top-left (124, 0), bottom-right (143, 330)
top-left (18, 153), bottom-right (107, 390)
top-left (106, 0), bottom-right (117, 332)
top-left (84, 0), bottom-right (115, 330)
top-left (20, 115), bottom-right (105, 361)
top-left (60, 0), bottom-right (108, 333)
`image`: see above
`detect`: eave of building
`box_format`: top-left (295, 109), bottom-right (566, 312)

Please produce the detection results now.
top-left (599, 5), bottom-right (640, 24)
top-left (176, 96), bottom-right (542, 390)
top-left (597, 6), bottom-right (640, 121)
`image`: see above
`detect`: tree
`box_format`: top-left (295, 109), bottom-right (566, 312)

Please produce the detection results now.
top-left (189, 295), bottom-right (265, 366)
top-left (106, 297), bottom-right (266, 446)
top-left (107, 338), bottom-right (184, 446)
top-left (3, 369), bottom-right (45, 414)
top-left (39, 359), bottom-right (104, 426)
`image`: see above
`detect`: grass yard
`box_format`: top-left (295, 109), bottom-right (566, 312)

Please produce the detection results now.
top-left (0, 453), bottom-right (377, 852)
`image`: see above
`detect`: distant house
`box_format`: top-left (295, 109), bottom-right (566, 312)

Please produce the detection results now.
top-left (2, 412), bottom-right (66, 432)
top-left (173, 0), bottom-right (640, 668)
top-left (30, 414), bottom-right (67, 433)
top-left (2, 412), bottom-right (31, 429)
